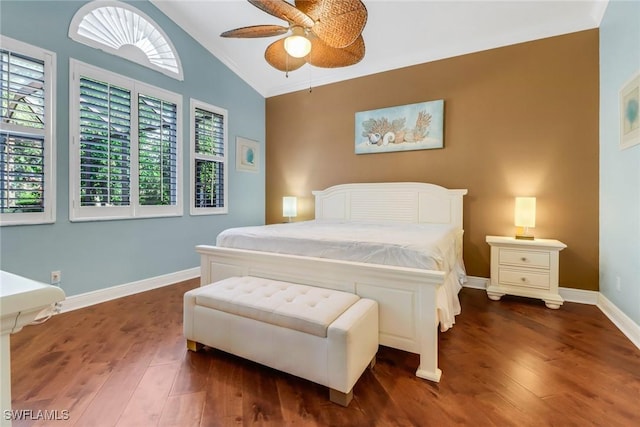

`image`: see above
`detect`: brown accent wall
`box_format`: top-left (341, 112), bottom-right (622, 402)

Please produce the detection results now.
top-left (265, 30), bottom-right (599, 291)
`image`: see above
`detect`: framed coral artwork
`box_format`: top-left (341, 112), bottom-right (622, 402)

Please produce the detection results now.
top-left (620, 71), bottom-right (640, 150)
top-left (355, 99), bottom-right (444, 154)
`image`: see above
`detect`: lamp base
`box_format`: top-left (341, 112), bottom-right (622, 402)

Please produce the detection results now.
top-left (515, 234), bottom-right (535, 240)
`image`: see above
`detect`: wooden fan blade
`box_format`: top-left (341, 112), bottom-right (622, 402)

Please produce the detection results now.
top-left (308, 0), bottom-right (367, 48)
top-left (294, 0), bottom-right (322, 18)
top-left (306, 35), bottom-right (365, 68)
top-left (221, 25), bottom-right (289, 38)
top-left (264, 38), bottom-right (307, 72)
top-left (248, 0), bottom-right (314, 27)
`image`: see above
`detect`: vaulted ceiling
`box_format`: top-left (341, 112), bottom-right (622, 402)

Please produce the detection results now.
top-left (150, 0), bottom-right (608, 97)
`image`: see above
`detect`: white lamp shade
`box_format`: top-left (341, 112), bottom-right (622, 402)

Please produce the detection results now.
top-left (514, 197), bottom-right (536, 228)
top-left (284, 35), bottom-right (311, 58)
top-left (283, 196), bottom-right (297, 218)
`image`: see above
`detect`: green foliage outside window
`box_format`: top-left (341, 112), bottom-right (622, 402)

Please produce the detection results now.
top-left (139, 95), bottom-right (177, 206)
top-left (79, 77), bottom-right (131, 207)
top-left (1, 49), bottom-right (46, 213)
top-left (78, 77), bottom-right (177, 208)
top-left (194, 107), bottom-right (224, 209)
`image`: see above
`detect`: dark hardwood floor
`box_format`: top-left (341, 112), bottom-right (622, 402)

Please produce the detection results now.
top-left (9, 278), bottom-right (640, 426)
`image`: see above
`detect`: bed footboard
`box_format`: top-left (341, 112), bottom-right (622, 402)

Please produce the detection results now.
top-left (196, 245), bottom-right (445, 382)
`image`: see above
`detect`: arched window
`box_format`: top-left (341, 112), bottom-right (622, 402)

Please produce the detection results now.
top-left (69, 0), bottom-right (183, 81)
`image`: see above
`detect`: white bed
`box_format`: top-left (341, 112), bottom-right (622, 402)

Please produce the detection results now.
top-left (216, 220), bottom-right (466, 331)
top-left (196, 182), bottom-right (468, 382)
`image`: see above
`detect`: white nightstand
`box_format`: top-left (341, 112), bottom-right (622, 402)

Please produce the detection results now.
top-left (486, 236), bottom-right (567, 309)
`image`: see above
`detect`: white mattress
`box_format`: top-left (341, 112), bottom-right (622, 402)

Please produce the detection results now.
top-left (216, 220), bottom-right (466, 331)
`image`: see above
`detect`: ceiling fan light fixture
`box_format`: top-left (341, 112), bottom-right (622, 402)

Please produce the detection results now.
top-left (284, 27), bottom-right (311, 58)
top-left (222, 0), bottom-right (368, 71)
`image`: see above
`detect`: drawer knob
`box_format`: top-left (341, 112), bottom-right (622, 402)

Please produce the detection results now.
top-left (521, 257), bottom-right (527, 262)
top-left (521, 277), bottom-right (527, 282)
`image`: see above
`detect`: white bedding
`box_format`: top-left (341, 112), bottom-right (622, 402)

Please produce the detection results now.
top-left (216, 220), bottom-right (466, 331)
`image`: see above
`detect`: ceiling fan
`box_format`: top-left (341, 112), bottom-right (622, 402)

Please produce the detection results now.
top-left (221, 0), bottom-right (368, 73)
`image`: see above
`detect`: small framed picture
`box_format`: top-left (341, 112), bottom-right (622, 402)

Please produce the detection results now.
top-left (236, 137), bottom-right (259, 173)
top-left (620, 71), bottom-right (640, 150)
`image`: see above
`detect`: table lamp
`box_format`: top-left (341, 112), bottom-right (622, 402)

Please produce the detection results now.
top-left (515, 197), bottom-right (536, 240)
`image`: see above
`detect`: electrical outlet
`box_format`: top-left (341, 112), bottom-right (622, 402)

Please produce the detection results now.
top-left (51, 270), bottom-right (61, 285)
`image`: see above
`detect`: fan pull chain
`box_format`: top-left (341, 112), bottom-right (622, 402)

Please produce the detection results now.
top-left (285, 53), bottom-right (289, 78)
top-left (308, 65), bottom-right (313, 93)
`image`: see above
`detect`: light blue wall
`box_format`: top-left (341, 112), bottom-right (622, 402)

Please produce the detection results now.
top-left (0, 1), bottom-right (266, 296)
top-left (600, 0), bottom-right (640, 325)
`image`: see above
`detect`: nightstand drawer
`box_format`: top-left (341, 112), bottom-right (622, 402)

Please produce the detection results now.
top-left (499, 249), bottom-right (550, 269)
top-left (499, 268), bottom-right (550, 289)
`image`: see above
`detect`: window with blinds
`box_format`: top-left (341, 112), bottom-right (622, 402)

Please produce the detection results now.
top-left (79, 76), bottom-right (131, 207)
top-left (0, 37), bottom-right (55, 226)
top-left (190, 99), bottom-right (227, 215)
top-left (70, 59), bottom-right (182, 221)
top-left (138, 94), bottom-right (177, 206)
top-left (0, 133), bottom-right (45, 212)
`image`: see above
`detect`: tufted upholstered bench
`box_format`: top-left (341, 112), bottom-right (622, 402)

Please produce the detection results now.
top-left (183, 276), bottom-right (378, 406)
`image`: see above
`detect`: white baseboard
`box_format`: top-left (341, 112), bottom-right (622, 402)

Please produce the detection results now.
top-left (60, 267), bottom-right (200, 313)
top-left (463, 275), bottom-right (639, 350)
top-left (463, 276), bottom-right (599, 304)
top-left (464, 276), bottom-right (489, 290)
top-left (559, 287), bottom-right (599, 305)
top-left (597, 293), bottom-right (640, 350)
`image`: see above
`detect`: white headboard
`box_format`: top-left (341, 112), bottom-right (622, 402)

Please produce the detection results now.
top-left (312, 182), bottom-right (468, 228)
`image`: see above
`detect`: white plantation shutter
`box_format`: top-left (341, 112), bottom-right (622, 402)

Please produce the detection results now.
top-left (138, 94), bottom-right (177, 206)
top-left (79, 76), bottom-right (131, 207)
top-left (194, 159), bottom-right (223, 208)
top-left (191, 100), bottom-right (227, 215)
top-left (70, 60), bottom-right (182, 221)
top-left (0, 37), bottom-right (55, 226)
top-left (1, 51), bottom-right (45, 128)
top-left (69, 1), bottom-right (183, 80)
top-left (0, 133), bottom-right (45, 212)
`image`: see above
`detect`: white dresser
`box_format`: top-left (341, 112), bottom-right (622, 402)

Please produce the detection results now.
top-left (1, 271), bottom-right (65, 426)
top-left (485, 236), bottom-right (566, 309)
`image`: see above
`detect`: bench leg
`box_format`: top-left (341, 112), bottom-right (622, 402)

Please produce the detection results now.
top-left (329, 388), bottom-right (353, 407)
top-left (369, 355), bottom-right (376, 370)
top-left (186, 339), bottom-right (204, 352)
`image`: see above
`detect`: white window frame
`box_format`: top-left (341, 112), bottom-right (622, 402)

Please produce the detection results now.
top-left (0, 36), bottom-right (56, 226)
top-left (68, 0), bottom-right (184, 81)
top-left (190, 98), bottom-right (228, 216)
top-left (69, 59), bottom-right (182, 222)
